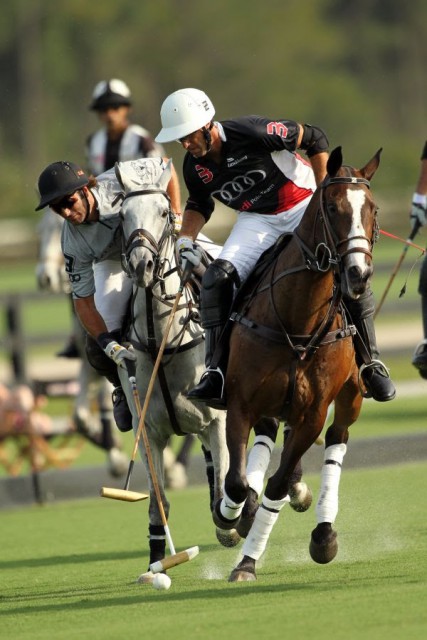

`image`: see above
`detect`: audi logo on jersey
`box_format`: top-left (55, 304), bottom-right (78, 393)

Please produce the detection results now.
top-left (267, 121), bottom-right (288, 138)
top-left (195, 164), bottom-right (213, 183)
top-left (212, 169), bottom-right (267, 205)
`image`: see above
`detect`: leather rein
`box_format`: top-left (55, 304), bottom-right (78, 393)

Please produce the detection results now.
top-left (120, 187), bottom-right (203, 435)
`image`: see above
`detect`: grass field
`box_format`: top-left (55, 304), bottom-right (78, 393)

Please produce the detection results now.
top-left (1, 246), bottom-right (426, 638)
top-left (1, 462), bottom-right (426, 640)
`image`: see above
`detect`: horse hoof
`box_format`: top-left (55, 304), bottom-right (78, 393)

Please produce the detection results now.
top-left (228, 569), bottom-right (256, 582)
top-left (212, 500), bottom-right (241, 530)
top-left (228, 555), bottom-right (257, 581)
top-left (216, 527), bottom-right (241, 548)
top-left (309, 526), bottom-right (338, 564)
top-left (289, 482), bottom-right (313, 513)
top-left (236, 488), bottom-right (259, 538)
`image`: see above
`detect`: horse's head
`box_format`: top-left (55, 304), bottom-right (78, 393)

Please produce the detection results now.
top-left (117, 159), bottom-right (174, 288)
top-left (320, 146), bottom-right (380, 299)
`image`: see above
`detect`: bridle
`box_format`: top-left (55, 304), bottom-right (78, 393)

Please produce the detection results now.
top-left (120, 188), bottom-right (174, 283)
top-left (294, 172), bottom-right (379, 275)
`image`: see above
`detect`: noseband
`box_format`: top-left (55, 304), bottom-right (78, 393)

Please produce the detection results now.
top-left (120, 188), bottom-right (173, 279)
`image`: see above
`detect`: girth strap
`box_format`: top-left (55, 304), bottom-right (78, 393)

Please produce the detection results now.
top-left (230, 313), bottom-right (356, 353)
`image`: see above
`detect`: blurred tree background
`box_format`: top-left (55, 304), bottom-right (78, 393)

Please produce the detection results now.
top-left (0, 0), bottom-right (426, 237)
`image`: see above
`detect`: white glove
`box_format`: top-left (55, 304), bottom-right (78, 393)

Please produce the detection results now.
top-left (176, 236), bottom-right (202, 272)
top-left (103, 341), bottom-right (136, 370)
top-left (35, 260), bottom-right (64, 293)
top-left (410, 193), bottom-right (427, 230)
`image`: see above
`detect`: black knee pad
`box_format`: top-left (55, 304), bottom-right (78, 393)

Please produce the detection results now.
top-left (419, 257), bottom-right (427, 296)
top-left (200, 259), bottom-right (240, 328)
top-left (85, 330), bottom-right (121, 387)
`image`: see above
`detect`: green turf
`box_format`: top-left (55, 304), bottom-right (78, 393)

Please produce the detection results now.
top-left (1, 462), bottom-right (426, 640)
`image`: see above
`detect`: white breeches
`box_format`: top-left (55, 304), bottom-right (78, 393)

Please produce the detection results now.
top-left (218, 198), bottom-right (311, 282)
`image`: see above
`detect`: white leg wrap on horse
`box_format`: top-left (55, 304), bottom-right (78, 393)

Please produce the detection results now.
top-left (220, 490), bottom-right (245, 521)
top-left (246, 435), bottom-right (274, 497)
top-left (316, 443), bottom-right (347, 524)
top-left (242, 495), bottom-right (289, 560)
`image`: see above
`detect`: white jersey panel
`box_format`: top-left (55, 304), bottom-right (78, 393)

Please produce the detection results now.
top-left (271, 150), bottom-right (317, 191)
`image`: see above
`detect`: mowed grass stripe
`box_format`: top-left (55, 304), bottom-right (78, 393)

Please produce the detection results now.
top-left (0, 461), bottom-right (426, 640)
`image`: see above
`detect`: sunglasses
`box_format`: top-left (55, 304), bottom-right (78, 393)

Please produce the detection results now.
top-left (51, 193), bottom-right (76, 213)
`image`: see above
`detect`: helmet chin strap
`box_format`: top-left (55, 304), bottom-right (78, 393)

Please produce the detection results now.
top-left (80, 188), bottom-right (92, 223)
top-left (202, 123), bottom-right (213, 153)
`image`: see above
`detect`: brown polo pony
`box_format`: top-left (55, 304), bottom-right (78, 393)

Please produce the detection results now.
top-left (213, 146), bottom-right (381, 581)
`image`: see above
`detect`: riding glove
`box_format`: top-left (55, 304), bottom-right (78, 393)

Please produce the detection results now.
top-left (97, 333), bottom-right (136, 370)
top-left (176, 236), bottom-right (202, 272)
top-left (410, 193), bottom-right (427, 230)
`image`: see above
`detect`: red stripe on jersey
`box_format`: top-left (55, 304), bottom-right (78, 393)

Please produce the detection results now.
top-left (270, 182), bottom-right (313, 214)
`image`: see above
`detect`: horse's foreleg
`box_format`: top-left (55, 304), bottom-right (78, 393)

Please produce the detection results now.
top-left (309, 442), bottom-right (347, 564)
top-left (200, 418), bottom-right (241, 548)
top-left (213, 406), bottom-right (251, 532)
top-left (237, 416), bottom-right (278, 538)
top-left (229, 494), bottom-right (290, 582)
top-left (138, 433), bottom-right (171, 567)
top-left (310, 387), bottom-right (361, 564)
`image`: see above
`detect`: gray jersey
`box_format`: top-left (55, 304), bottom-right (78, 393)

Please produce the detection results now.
top-left (60, 157), bottom-right (167, 299)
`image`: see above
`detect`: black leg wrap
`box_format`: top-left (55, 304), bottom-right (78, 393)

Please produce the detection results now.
top-left (148, 524), bottom-right (166, 567)
top-left (202, 445), bottom-right (215, 511)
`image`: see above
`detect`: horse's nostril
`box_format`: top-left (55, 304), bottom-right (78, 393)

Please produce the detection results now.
top-left (135, 260), bottom-right (146, 280)
top-left (348, 265), bottom-right (362, 281)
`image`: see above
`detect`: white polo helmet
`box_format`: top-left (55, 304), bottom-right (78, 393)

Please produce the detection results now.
top-left (155, 88), bottom-right (215, 143)
top-left (90, 79), bottom-right (132, 110)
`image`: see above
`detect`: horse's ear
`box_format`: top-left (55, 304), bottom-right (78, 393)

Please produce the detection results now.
top-left (326, 146), bottom-right (343, 177)
top-left (157, 159), bottom-right (173, 191)
top-left (360, 148), bottom-right (382, 181)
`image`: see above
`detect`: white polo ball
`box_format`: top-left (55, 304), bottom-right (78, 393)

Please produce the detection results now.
top-left (152, 573), bottom-right (171, 591)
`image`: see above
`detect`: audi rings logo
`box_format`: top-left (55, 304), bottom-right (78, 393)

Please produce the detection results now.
top-left (212, 169), bottom-right (266, 204)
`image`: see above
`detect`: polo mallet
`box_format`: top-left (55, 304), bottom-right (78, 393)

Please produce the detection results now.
top-left (374, 221), bottom-right (421, 319)
top-left (101, 263), bottom-right (199, 571)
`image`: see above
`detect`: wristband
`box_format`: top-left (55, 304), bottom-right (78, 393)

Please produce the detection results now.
top-left (412, 193), bottom-right (427, 208)
top-left (97, 331), bottom-right (114, 350)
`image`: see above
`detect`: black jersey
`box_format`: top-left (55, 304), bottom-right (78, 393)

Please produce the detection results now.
top-left (183, 116), bottom-right (316, 221)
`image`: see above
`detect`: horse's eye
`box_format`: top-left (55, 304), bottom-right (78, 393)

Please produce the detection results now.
top-left (162, 209), bottom-right (168, 218)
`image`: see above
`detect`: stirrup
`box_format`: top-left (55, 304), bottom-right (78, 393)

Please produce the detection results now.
top-left (358, 359), bottom-right (390, 399)
top-left (201, 366), bottom-right (225, 386)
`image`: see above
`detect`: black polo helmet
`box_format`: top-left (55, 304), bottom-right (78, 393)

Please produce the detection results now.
top-left (35, 161), bottom-right (89, 211)
top-left (89, 79), bottom-right (132, 111)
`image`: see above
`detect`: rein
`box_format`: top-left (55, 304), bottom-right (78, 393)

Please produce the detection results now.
top-left (120, 186), bottom-right (203, 436)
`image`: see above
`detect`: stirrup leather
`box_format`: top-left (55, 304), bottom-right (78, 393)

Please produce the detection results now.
top-left (358, 359), bottom-right (390, 399)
